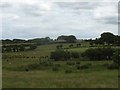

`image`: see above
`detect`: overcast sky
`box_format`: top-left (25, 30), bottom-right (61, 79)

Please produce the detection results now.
top-left (0, 0), bottom-right (119, 39)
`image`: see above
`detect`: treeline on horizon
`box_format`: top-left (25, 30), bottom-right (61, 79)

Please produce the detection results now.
top-left (1, 32), bottom-right (120, 45)
top-left (2, 32), bottom-right (120, 69)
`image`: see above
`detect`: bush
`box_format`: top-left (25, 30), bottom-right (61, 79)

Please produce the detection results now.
top-left (55, 64), bottom-right (61, 67)
top-left (25, 68), bottom-right (29, 72)
top-left (52, 66), bottom-right (59, 71)
top-left (71, 52), bottom-right (80, 58)
top-left (27, 63), bottom-right (40, 70)
top-left (52, 64), bottom-right (60, 71)
top-left (82, 47), bottom-right (114, 60)
top-left (76, 65), bottom-right (81, 70)
top-left (50, 50), bottom-right (71, 61)
top-left (66, 61), bottom-right (75, 65)
top-left (80, 64), bottom-right (89, 69)
top-left (102, 63), bottom-right (109, 67)
top-left (113, 49), bottom-right (120, 66)
top-left (65, 69), bottom-right (72, 73)
top-left (29, 44), bottom-right (37, 50)
top-left (107, 63), bottom-right (119, 70)
top-left (86, 63), bottom-right (92, 66)
top-left (76, 61), bottom-right (80, 65)
top-left (39, 60), bottom-right (53, 66)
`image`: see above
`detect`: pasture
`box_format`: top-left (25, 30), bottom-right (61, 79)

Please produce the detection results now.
top-left (2, 43), bottom-right (119, 88)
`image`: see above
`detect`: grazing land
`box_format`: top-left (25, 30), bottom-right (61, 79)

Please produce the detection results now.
top-left (2, 43), bottom-right (119, 88)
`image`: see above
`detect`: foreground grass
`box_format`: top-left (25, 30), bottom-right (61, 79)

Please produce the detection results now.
top-left (3, 69), bottom-right (118, 88)
top-left (2, 60), bottom-right (118, 88)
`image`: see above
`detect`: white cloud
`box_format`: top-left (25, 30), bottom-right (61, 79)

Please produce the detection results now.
top-left (94, 3), bottom-right (117, 19)
top-left (93, 2), bottom-right (118, 25)
top-left (0, 0), bottom-right (118, 39)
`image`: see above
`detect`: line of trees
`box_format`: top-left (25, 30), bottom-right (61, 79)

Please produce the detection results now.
top-left (57, 35), bottom-right (77, 43)
top-left (113, 49), bottom-right (120, 65)
top-left (27, 37), bottom-right (53, 45)
top-left (2, 32), bottom-right (120, 45)
top-left (90, 32), bottom-right (120, 46)
top-left (50, 50), bottom-right (80, 61)
top-left (2, 44), bottom-right (37, 53)
top-left (2, 39), bottom-right (26, 44)
top-left (82, 47), bottom-right (115, 60)
top-left (50, 47), bottom-right (118, 61)
top-left (2, 37), bottom-right (53, 45)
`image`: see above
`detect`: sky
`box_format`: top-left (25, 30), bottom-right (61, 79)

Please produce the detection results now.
top-left (0, 0), bottom-right (119, 40)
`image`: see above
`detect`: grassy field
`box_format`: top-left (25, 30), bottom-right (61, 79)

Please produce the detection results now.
top-left (2, 43), bottom-right (119, 88)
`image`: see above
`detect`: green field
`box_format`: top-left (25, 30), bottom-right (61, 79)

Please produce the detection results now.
top-left (2, 44), bottom-right (118, 88)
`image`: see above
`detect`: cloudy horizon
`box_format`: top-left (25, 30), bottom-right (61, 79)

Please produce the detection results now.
top-left (0, 0), bottom-right (119, 40)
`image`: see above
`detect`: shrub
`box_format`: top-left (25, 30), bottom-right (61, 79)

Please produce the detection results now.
top-left (29, 44), bottom-right (37, 50)
top-left (71, 52), bottom-right (80, 58)
top-left (76, 65), bottom-right (81, 70)
top-left (50, 50), bottom-right (71, 61)
top-left (66, 61), bottom-right (75, 65)
top-left (39, 60), bottom-right (53, 66)
top-left (102, 63), bottom-right (109, 67)
top-left (25, 68), bottom-right (29, 72)
top-left (76, 61), bottom-right (80, 65)
top-left (56, 44), bottom-right (63, 49)
top-left (82, 47), bottom-right (114, 60)
top-left (65, 69), bottom-right (72, 73)
top-left (69, 44), bottom-right (73, 48)
top-left (55, 64), bottom-right (61, 67)
top-left (113, 49), bottom-right (120, 66)
top-left (27, 63), bottom-right (40, 70)
top-left (107, 63), bottom-right (119, 70)
top-left (86, 63), bottom-right (92, 66)
top-left (52, 65), bottom-right (59, 71)
top-left (80, 64), bottom-right (89, 69)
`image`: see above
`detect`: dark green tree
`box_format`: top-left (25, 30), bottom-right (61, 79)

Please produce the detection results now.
top-left (29, 44), bottom-right (37, 50)
top-left (57, 35), bottom-right (77, 43)
top-left (100, 32), bottom-right (115, 45)
top-left (19, 45), bottom-right (25, 51)
top-left (50, 50), bottom-right (71, 61)
top-left (113, 49), bottom-right (120, 66)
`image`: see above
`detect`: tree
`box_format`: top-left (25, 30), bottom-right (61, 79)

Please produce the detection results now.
top-left (27, 37), bottom-right (52, 45)
top-left (13, 39), bottom-right (26, 43)
top-left (83, 48), bottom-right (114, 60)
top-left (50, 50), bottom-right (71, 61)
top-left (57, 35), bottom-right (77, 43)
top-left (29, 44), bottom-right (37, 50)
top-left (76, 43), bottom-right (81, 47)
top-left (5, 46), bottom-right (11, 52)
top-left (100, 32), bottom-right (115, 45)
top-left (71, 52), bottom-right (80, 58)
top-left (56, 44), bottom-right (63, 49)
top-left (94, 38), bottom-right (103, 45)
top-left (19, 45), bottom-right (25, 51)
top-left (69, 44), bottom-right (73, 48)
top-left (2, 39), bottom-right (12, 44)
top-left (89, 42), bottom-right (93, 46)
top-left (113, 49), bottom-right (120, 66)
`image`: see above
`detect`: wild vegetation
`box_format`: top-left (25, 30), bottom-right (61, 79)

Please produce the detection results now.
top-left (2, 32), bottom-right (120, 88)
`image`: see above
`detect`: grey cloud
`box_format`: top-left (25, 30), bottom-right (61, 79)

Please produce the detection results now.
top-left (1, 1), bottom-right (118, 39)
top-left (56, 2), bottom-right (97, 10)
top-left (94, 2), bottom-right (118, 25)
top-left (100, 17), bottom-right (118, 25)
top-left (0, 2), bottom-right (12, 8)
top-left (105, 18), bottom-right (118, 25)
top-left (21, 5), bottom-right (43, 17)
